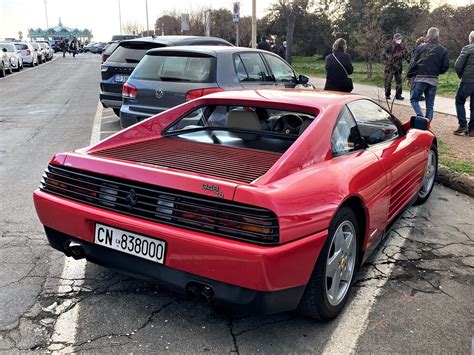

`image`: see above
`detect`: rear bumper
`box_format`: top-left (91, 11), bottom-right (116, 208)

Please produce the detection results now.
top-left (120, 104), bottom-right (159, 128)
top-left (34, 189), bottom-right (326, 311)
top-left (99, 92), bottom-right (122, 109)
top-left (45, 227), bottom-right (305, 314)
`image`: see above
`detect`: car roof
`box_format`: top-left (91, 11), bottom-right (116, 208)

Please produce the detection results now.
top-left (201, 89), bottom-right (366, 111)
top-left (146, 46), bottom-right (277, 56)
top-left (120, 35), bottom-right (231, 46)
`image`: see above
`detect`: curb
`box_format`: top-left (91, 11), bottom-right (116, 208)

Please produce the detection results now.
top-left (436, 164), bottom-right (474, 197)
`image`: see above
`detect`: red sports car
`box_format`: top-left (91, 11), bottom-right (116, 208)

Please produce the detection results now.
top-left (33, 90), bottom-right (437, 320)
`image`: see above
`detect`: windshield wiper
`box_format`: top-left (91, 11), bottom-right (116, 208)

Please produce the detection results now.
top-left (159, 76), bottom-right (191, 82)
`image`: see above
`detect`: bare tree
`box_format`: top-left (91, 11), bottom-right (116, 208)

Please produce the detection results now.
top-left (122, 21), bottom-right (145, 36)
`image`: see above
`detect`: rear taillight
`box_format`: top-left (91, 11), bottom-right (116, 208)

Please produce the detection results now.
top-left (185, 87), bottom-right (224, 101)
top-left (26, 49), bottom-right (31, 55)
top-left (122, 82), bottom-right (137, 99)
top-left (100, 64), bottom-right (108, 72)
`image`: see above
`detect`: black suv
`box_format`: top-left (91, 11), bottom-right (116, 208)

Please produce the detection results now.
top-left (99, 36), bottom-right (232, 116)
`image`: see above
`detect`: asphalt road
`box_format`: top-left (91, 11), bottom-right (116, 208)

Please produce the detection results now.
top-left (0, 54), bottom-right (473, 353)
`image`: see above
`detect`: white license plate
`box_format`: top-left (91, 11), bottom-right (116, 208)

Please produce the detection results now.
top-left (94, 223), bottom-right (166, 264)
top-left (115, 74), bottom-right (129, 83)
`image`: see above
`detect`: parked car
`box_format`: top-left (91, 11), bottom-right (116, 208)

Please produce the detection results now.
top-left (33, 90), bottom-right (438, 320)
top-left (0, 47), bottom-right (13, 77)
top-left (37, 41), bottom-right (54, 60)
top-left (100, 36), bottom-right (232, 117)
top-left (121, 46), bottom-right (312, 128)
top-left (83, 42), bottom-right (97, 53)
top-left (0, 42), bottom-right (23, 72)
top-left (101, 41), bottom-right (119, 63)
top-left (14, 42), bottom-right (38, 66)
top-left (31, 42), bottom-right (45, 63)
top-left (90, 42), bottom-right (107, 54)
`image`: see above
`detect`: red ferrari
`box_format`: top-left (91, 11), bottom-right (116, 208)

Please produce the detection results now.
top-left (33, 90), bottom-right (437, 320)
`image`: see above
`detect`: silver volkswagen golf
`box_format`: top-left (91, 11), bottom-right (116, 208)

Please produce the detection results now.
top-left (120, 46), bottom-right (311, 128)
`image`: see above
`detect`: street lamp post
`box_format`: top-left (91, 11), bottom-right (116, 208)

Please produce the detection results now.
top-left (118, 0), bottom-right (122, 35)
top-left (145, 0), bottom-right (150, 36)
top-left (251, 0), bottom-right (256, 48)
top-left (43, 0), bottom-right (49, 28)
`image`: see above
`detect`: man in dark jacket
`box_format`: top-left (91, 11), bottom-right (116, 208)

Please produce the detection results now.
top-left (407, 27), bottom-right (449, 121)
top-left (257, 36), bottom-right (271, 52)
top-left (277, 41), bottom-right (287, 59)
top-left (453, 31), bottom-right (474, 137)
top-left (383, 33), bottom-right (407, 100)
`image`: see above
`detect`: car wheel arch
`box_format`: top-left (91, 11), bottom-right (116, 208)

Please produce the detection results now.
top-left (333, 195), bottom-right (368, 269)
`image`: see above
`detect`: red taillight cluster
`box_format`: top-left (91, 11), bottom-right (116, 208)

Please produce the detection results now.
top-left (122, 82), bottom-right (137, 99)
top-left (26, 49), bottom-right (31, 55)
top-left (185, 87), bottom-right (224, 101)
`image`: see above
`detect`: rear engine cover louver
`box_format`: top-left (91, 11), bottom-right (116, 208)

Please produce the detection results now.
top-left (89, 138), bottom-right (282, 184)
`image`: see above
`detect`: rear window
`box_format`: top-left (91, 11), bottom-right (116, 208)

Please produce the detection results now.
top-left (0, 44), bottom-right (15, 52)
top-left (31, 43), bottom-right (39, 49)
top-left (15, 43), bottom-right (28, 50)
top-left (131, 54), bottom-right (215, 83)
top-left (107, 42), bottom-right (164, 64)
top-left (103, 42), bottom-right (119, 56)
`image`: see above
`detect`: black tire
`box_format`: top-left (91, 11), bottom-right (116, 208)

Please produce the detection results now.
top-left (298, 206), bottom-right (360, 321)
top-left (414, 143), bottom-right (438, 205)
top-left (113, 108), bottom-right (121, 117)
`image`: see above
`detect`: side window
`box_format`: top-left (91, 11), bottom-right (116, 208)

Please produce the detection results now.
top-left (234, 55), bottom-right (249, 82)
top-left (331, 107), bottom-right (362, 157)
top-left (263, 53), bottom-right (296, 82)
top-left (347, 100), bottom-right (399, 145)
top-left (235, 53), bottom-right (271, 82)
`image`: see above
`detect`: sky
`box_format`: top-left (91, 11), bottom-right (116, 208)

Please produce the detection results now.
top-left (0, 0), bottom-right (273, 41)
top-left (0, 0), bottom-right (472, 42)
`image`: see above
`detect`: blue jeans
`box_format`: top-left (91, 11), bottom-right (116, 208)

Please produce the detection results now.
top-left (410, 82), bottom-right (437, 120)
top-left (455, 82), bottom-right (474, 130)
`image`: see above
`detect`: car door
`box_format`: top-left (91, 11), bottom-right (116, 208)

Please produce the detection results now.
top-left (347, 99), bottom-right (427, 221)
top-left (233, 52), bottom-right (276, 89)
top-left (262, 53), bottom-right (298, 88)
top-left (330, 106), bottom-right (388, 249)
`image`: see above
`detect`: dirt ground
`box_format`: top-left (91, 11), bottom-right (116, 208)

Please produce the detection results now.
top-left (381, 103), bottom-right (474, 166)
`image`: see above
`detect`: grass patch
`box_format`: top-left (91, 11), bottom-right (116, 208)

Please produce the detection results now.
top-left (292, 56), bottom-right (460, 95)
top-left (438, 139), bottom-right (474, 176)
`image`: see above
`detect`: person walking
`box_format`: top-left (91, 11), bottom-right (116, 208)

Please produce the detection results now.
top-left (257, 36), bottom-right (271, 52)
top-left (70, 39), bottom-right (77, 58)
top-left (277, 41), bottom-right (287, 59)
top-left (61, 39), bottom-right (67, 58)
top-left (383, 33), bottom-right (407, 100)
top-left (408, 36), bottom-right (426, 101)
top-left (407, 27), bottom-right (449, 121)
top-left (324, 38), bottom-right (354, 93)
top-left (453, 31), bottom-right (474, 137)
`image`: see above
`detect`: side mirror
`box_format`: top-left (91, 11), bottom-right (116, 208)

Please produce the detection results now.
top-left (2, 48), bottom-right (7, 53)
top-left (410, 116), bottom-right (430, 130)
top-left (298, 74), bottom-right (309, 85)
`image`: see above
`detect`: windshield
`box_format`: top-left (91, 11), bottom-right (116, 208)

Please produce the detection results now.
top-left (165, 105), bottom-right (316, 153)
top-left (14, 43), bottom-right (28, 50)
top-left (131, 54), bottom-right (215, 83)
top-left (0, 44), bottom-right (15, 52)
top-left (107, 42), bottom-right (164, 64)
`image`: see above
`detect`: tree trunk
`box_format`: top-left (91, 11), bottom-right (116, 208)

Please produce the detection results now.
top-left (285, 11), bottom-right (296, 64)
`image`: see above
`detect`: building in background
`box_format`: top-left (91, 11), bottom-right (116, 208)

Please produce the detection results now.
top-left (28, 19), bottom-right (92, 43)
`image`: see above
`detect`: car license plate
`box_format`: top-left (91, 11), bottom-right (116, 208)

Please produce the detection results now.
top-left (94, 223), bottom-right (166, 264)
top-left (115, 74), bottom-right (129, 83)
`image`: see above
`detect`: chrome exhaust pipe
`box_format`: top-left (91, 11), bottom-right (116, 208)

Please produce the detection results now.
top-left (65, 240), bottom-right (85, 260)
top-left (197, 286), bottom-right (214, 305)
top-left (186, 284), bottom-right (201, 300)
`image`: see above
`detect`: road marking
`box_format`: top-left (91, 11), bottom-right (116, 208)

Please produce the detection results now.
top-left (48, 102), bottom-right (103, 352)
top-left (0, 56), bottom-right (58, 80)
top-left (321, 210), bottom-right (418, 354)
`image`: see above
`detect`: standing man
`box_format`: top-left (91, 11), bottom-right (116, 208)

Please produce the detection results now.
top-left (407, 27), bottom-right (449, 121)
top-left (277, 41), bottom-right (287, 59)
top-left (453, 31), bottom-right (474, 137)
top-left (257, 36), bottom-right (271, 52)
top-left (383, 33), bottom-right (407, 100)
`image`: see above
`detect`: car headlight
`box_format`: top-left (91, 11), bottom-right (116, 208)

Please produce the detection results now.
top-left (10, 57), bottom-right (15, 64)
